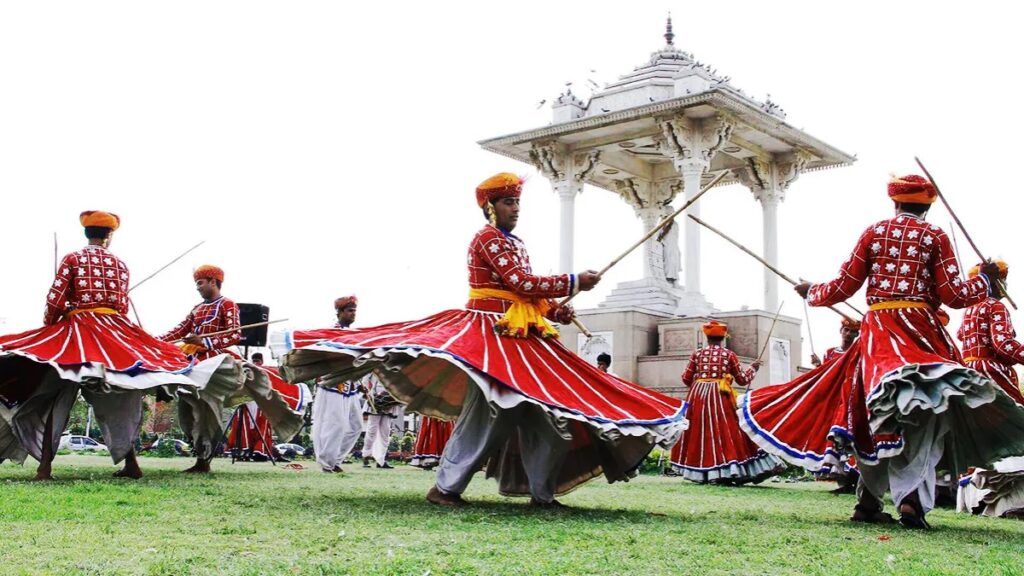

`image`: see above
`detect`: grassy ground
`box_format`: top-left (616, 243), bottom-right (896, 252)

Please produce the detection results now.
top-left (1, 455), bottom-right (1023, 576)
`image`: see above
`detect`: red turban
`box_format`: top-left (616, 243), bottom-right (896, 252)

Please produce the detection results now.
top-left (888, 175), bottom-right (937, 205)
top-left (476, 173), bottom-right (523, 208)
top-left (702, 321), bottom-right (728, 338)
top-left (79, 210), bottom-right (121, 230)
top-left (193, 264), bottom-right (224, 283)
top-left (334, 295), bottom-right (357, 310)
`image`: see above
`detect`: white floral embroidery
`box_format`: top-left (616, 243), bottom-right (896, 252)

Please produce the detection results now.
top-left (906, 246), bottom-right (918, 257)
top-left (908, 230), bottom-right (919, 239)
top-left (885, 263), bottom-right (896, 273)
top-left (880, 279), bottom-right (892, 289)
top-left (896, 280), bottom-right (909, 292)
top-left (923, 235), bottom-right (933, 246)
top-left (888, 247), bottom-right (900, 257)
top-left (891, 229), bottom-right (903, 238)
top-left (899, 264), bottom-right (911, 275)
top-left (875, 225), bottom-right (886, 234)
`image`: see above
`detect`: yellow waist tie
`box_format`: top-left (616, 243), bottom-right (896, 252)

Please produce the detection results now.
top-left (696, 376), bottom-right (737, 401)
top-left (67, 307), bottom-right (119, 317)
top-left (868, 301), bottom-right (932, 312)
top-left (963, 356), bottom-right (981, 363)
top-left (469, 288), bottom-right (558, 338)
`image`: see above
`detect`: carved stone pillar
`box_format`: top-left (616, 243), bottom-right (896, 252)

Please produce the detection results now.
top-left (735, 153), bottom-right (808, 311)
top-left (529, 145), bottom-right (600, 272)
top-left (658, 114), bottom-right (734, 314)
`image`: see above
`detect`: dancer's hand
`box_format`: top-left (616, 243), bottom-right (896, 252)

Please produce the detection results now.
top-left (183, 335), bottom-right (205, 347)
top-left (794, 282), bottom-right (812, 299)
top-left (551, 305), bottom-right (576, 325)
top-left (577, 271), bottom-right (601, 291)
top-left (751, 360), bottom-right (763, 371)
top-left (810, 354), bottom-right (821, 367)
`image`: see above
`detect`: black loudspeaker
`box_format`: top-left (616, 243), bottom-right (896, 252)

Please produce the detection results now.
top-left (237, 303), bottom-right (269, 347)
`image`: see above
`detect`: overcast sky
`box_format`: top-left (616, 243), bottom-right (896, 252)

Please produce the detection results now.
top-left (1, 2), bottom-right (1021, 366)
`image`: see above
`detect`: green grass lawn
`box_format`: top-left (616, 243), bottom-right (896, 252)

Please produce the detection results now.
top-left (2, 455), bottom-right (1023, 576)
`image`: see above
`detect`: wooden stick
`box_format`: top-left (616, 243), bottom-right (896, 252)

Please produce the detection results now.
top-left (688, 214), bottom-right (864, 320)
top-left (571, 317), bottom-right (592, 338)
top-left (756, 301), bottom-right (785, 362)
top-left (802, 299), bottom-right (816, 360)
top-left (173, 319), bottom-right (287, 343)
top-left (915, 156), bottom-right (1017, 310)
top-left (558, 171), bottom-right (729, 308)
top-left (129, 240), bottom-right (206, 293)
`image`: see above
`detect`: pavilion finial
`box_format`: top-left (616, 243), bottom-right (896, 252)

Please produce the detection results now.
top-left (664, 13), bottom-right (674, 46)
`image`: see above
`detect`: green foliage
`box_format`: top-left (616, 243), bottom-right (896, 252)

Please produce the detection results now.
top-left (2, 455), bottom-right (1023, 575)
top-left (638, 447), bottom-right (668, 474)
top-left (152, 440), bottom-right (180, 459)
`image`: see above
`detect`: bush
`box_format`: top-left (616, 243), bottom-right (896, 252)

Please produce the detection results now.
top-left (639, 448), bottom-right (668, 475)
top-left (153, 440), bottom-right (179, 459)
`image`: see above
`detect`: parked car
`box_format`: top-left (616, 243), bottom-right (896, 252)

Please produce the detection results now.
top-left (275, 443), bottom-right (308, 459)
top-left (140, 438), bottom-right (191, 456)
top-left (59, 434), bottom-right (107, 452)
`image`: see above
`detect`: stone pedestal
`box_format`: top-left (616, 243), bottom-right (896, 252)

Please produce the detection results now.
top-left (636, 309), bottom-right (802, 397)
top-left (557, 306), bottom-right (672, 384)
top-left (559, 306), bottom-right (802, 399)
top-left (597, 277), bottom-right (717, 318)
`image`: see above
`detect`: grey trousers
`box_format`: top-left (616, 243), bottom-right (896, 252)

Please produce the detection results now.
top-left (857, 412), bottom-right (950, 513)
top-left (80, 388), bottom-right (144, 464)
top-left (435, 384), bottom-right (571, 503)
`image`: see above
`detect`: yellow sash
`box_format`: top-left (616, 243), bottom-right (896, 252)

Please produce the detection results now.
top-left (696, 376), bottom-right (737, 401)
top-left (67, 307), bottom-right (118, 317)
top-left (469, 288), bottom-right (558, 338)
top-left (868, 300), bottom-right (932, 312)
top-left (178, 342), bottom-right (206, 356)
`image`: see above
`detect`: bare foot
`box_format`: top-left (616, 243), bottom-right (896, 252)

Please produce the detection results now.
top-left (183, 459), bottom-right (211, 474)
top-left (115, 451), bottom-right (144, 479)
top-left (113, 466), bottom-right (143, 479)
top-left (426, 485), bottom-right (466, 507)
top-left (529, 498), bottom-right (569, 510)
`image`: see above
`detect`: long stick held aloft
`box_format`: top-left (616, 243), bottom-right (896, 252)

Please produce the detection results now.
top-left (688, 214), bottom-right (864, 320)
top-left (802, 299), bottom-right (816, 359)
top-left (173, 318), bottom-right (288, 343)
top-left (129, 240), bottom-right (207, 293)
top-left (559, 171), bottom-right (728, 308)
top-left (756, 301), bottom-right (785, 362)
top-left (914, 156), bottom-right (1017, 310)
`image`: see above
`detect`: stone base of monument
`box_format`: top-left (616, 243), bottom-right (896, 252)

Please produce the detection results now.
top-left (595, 278), bottom-right (717, 317)
top-left (558, 307), bottom-right (803, 398)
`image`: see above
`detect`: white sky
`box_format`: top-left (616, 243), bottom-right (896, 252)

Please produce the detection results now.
top-left (1, 1), bottom-right (1021, 365)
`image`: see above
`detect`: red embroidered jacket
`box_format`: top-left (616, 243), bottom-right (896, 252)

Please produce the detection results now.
top-left (957, 298), bottom-right (1024, 364)
top-left (45, 245), bottom-right (130, 325)
top-left (683, 345), bottom-right (756, 387)
top-left (465, 225), bottom-right (576, 315)
top-left (821, 346), bottom-right (846, 365)
top-left (808, 214), bottom-right (989, 309)
top-left (160, 296), bottom-right (241, 359)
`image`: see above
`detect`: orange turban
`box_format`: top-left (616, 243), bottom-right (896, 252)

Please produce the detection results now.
top-left (79, 210), bottom-right (121, 230)
top-left (334, 295), bottom-right (357, 310)
top-left (968, 260), bottom-right (1008, 280)
top-left (888, 175), bottom-right (937, 205)
top-left (840, 317), bottom-right (861, 330)
top-left (702, 321), bottom-right (728, 338)
top-left (193, 264), bottom-right (224, 283)
top-left (476, 172), bottom-right (523, 208)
